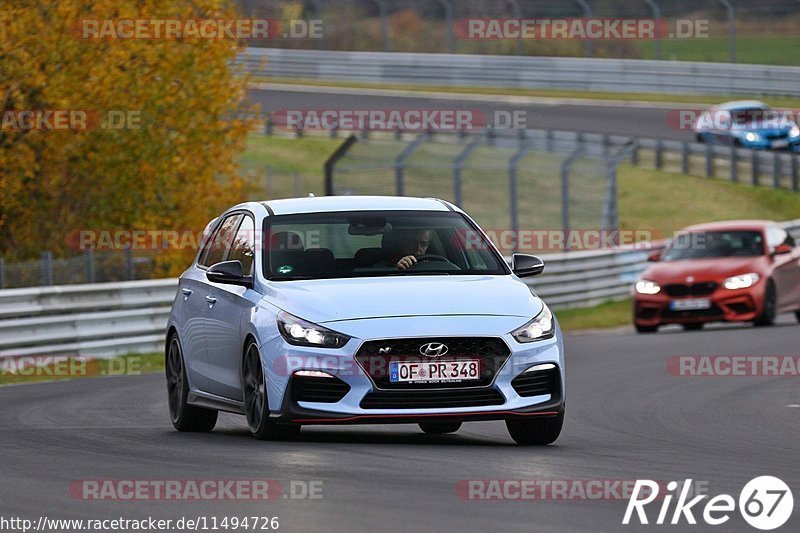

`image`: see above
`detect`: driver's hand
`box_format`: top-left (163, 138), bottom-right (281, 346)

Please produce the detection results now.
top-left (396, 255), bottom-right (417, 270)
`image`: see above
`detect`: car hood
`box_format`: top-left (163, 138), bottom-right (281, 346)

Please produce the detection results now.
top-left (262, 275), bottom-right (541, 324)
top-left (641, 257), bottom-right (765, 282)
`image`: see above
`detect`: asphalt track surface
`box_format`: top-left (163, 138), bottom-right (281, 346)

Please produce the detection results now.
top-left (2, 317), bottom-right (799, 532)
top-left (248, 86), bottom-right (693, 141)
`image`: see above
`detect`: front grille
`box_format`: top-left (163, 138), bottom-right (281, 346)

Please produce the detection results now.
top-left (291, 374), bottom-right (350, 403)
top-left (511, 367), bottom-right (560, 398)
top-left (662, 305), bottom-right (723, 319)
top-left (727, 302), bottom-right (753, 314)
top-left (765, 131), bottom-right (788, 140)
top-left (355, 337), bottom-right (511, 390)
top-left (360, 388), bottom-right (505, 409)
top-left (664, 282), bottom-right (717, 297)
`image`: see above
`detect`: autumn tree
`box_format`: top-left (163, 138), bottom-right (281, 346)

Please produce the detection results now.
top-left (0, 0), bottom-right (257, 274)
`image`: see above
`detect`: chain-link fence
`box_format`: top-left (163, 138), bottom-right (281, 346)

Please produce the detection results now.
top-left (237, 0), bottom-right (800, 64)
top-left (0, 251), bottom-right (156, 290)
top-left (325, 129), bottom-right (634, 254)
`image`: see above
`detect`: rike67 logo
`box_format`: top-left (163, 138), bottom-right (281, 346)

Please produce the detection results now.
top-left (623, 476), bottom-right (793, 530)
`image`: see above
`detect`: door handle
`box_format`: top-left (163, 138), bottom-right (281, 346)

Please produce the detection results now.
top-left (205, 295), bottom-right (218, 305)
top-left (181, 288), bottom-right (193, 297)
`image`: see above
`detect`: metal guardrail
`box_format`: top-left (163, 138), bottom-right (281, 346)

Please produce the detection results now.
top-left (1, 216), bottom-right (798, 359)
top-left (239, 48), bottom-right (800, 97)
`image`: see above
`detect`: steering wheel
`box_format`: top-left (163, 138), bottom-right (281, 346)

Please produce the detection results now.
top-left (414, 254), bottom-right (450, 264)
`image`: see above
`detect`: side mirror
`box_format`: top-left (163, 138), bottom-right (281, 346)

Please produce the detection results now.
top-left (647, 250), bottom-right (662, 262)
top-left (772, 244), bottom-right (793, 256)
top-left (512, 254), bottom-right (544, 278)
top-left (206, 260), bottom-right (253, 288)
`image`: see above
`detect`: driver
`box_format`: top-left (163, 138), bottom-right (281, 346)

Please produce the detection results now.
top-left (378, 229), bottom-right (432, 270)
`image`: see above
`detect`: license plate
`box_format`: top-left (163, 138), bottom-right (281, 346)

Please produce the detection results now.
top-left (670, 298), bottom-right (711, 311)
top-left (772, 139), bottom-right (789, 149)
top-left (389, 360), bottom-right (480, 384)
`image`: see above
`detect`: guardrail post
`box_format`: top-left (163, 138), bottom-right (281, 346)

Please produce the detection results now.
top-left (264, 115), bottom-right (273, 136)
top-left (717, 0), bottom-right (736, 63)
top-left (643, 0), bottom-right (662, 60)
top-left (560, 146), bottom-right (584, 250)
top-left (436, 0), bottom-right (455, 53)
top-left (506, 0), bottom-right (523, 56)
top-left (792, 155), bottom-right (799, 192)
top-left (371, 0), bottom-right (390, 51)
top-left (681, 141), bottom-right (689, 174)
top-left (125, 249), bottom-right (134, 280)
top-left (705, 142), bottom-right (714, 177)
top-left (41, 251), bottom-right (53, 286)
top-left (602, 133), bottom-right (610, 160)
top-left (730, 144), bottom-right (738, 182)
top-left (631, 141), bottom-right (639, 165)
top-left (751, 149), bottom-right (759, 185)
top-left (0, 257), bottom-right (4, 289)
top-left (772, 153), bottom-right (781, 188)
top-left (545, 129), bottom-right (553, 152)
top-left (84, 250), bottom-right (95, 283)
top-left (574, 0), bottom-right (594, 57)
top-left (654, 139), bottom-right (663, 169)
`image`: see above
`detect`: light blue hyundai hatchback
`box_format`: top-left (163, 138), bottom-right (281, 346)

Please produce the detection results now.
top-left (166, 196), bottom-right (565, 445)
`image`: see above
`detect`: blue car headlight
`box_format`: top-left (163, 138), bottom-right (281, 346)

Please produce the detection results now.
top-left (511, 305), bottom-right (555, 342)
top-left (277, 311), bottom-right (351, 348)
top-left (744, 132), bottom-right (761, 143)
top-left (790, 126), bottom-right (800, 139)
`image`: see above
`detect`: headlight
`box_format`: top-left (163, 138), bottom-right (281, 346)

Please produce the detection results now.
top-left (790, 126), bottom-right (800, 138)
top-left (724, 273), bottom-right (760, 290)
top-left (635, 280), bottom-right (661, 295)
top-left (277, 311), bottom-right (351, 348)
top-left (744, 132), bottom-right (761, 142)
top-left (511, 305), bottom-right (555, 343)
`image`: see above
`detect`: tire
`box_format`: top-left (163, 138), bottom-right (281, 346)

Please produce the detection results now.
top-left (419, 421), bottom-right (462, 434)
top-left (243, 341), bottom-right (300, 441)
top-left (682, 323), bottom-right (704, 331)
top-left (635, 324), bottom-right (658, 333)
top-left (166, 334), bottom-right (218, 432)
top-left (795, 310), bottom-right (800, 323)
top-left (506, 412), bottom-right (564, 446)
top-left (754, 281), bottom-right (777, 327)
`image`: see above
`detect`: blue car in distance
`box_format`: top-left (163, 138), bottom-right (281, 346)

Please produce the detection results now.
top-left (693, 100), bottom-right (800, 151)
top-left (165, 196), bottom-right (565, 445)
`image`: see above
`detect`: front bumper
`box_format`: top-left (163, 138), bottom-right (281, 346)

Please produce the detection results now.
top-left (261, 317), bottom-right (565, 425)
top-left (634, 282), bottom-right (765, 327)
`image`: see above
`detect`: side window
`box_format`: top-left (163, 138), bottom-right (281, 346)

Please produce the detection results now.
top-left (228, 216), bottom-right (256, 275)
top-left (766, 226), bottom-right (787, 250)
top-left (199, 214), bottom-right (242, 267)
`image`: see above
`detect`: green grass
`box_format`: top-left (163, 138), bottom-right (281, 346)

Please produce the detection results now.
top-left (253, 77), bottom-right (800, 110)
top-left (0, 353), bottom-right (163, 386)
top-left (617, 164), bottom-right (800, 235)
top-left (555, 299), bottom-right (633, 332)
top-left (640, 37), bottom-right (800, 66)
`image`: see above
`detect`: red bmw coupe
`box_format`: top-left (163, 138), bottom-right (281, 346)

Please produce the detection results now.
top-left (633, 220), bottom-right (800, 333)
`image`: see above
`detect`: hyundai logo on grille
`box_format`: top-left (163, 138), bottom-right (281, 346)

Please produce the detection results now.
top-left (420, 342), bottom-right (448, 357)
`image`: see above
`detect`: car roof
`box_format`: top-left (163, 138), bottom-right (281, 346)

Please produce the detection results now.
top-left (261, 196), bottom-right (455, 215)
top-left (712, 100), bottom-right (768, 111)
top-left (683, 220), bottom-right (775, 232)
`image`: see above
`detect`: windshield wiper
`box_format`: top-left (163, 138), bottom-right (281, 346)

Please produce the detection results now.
top-left (385, 270), bottom-right (452, 276)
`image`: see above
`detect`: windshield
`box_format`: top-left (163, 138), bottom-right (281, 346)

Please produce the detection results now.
top-left (662, 230), bottom-right (765, 261)
top-left (263, 211), bottom-right (508, 280)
